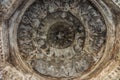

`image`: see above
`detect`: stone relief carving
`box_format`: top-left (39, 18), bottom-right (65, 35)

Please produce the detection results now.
top-left (0, 0), bottom-right (120, 80)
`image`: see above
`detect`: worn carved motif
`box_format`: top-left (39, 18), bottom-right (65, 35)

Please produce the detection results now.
top-left (0, 0), bottom-right (120, 80)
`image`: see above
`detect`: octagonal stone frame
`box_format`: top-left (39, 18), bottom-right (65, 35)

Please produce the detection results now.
top-left (1, 0), bottom-right (120, 80)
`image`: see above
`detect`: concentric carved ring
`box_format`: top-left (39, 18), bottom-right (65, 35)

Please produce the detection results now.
top-left (17, 0), bottom-right (107, 78)
top-left (1, 0), bottom-right (120, 79)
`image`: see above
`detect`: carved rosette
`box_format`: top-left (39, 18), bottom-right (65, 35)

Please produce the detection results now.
top-left (0, 0), bottom-right (120, 80)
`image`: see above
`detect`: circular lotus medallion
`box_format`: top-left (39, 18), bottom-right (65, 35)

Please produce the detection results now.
top-left (17, 0), bottom-right (107, 78)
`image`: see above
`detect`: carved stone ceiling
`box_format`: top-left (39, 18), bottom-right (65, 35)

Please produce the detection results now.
top-left (0, 0), bottom-right (120, 80)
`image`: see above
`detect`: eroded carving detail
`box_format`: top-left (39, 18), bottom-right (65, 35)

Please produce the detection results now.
top-left (17, 0), bottom-right (107, 78)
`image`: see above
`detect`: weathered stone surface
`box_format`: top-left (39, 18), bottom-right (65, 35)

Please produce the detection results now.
top-left (0, 0), bottom-right (120, 80)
